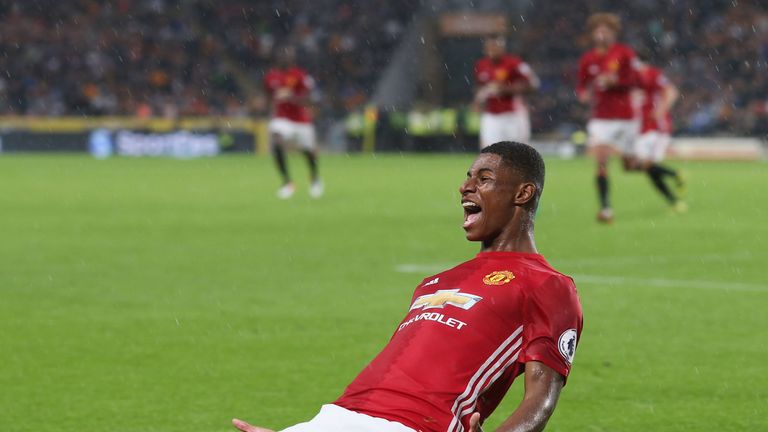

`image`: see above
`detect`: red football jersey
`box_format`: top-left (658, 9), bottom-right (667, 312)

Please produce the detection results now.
top-left (638, 66), bottom-right (673, 133)
top-left (263, 67), bottom-right (313, 123)
top-left (334, 251), bottom-right (583, 432)
top-left (475, 55), bottom-right (536, 114)
top-left (577, 43), bottom-right (638, 120)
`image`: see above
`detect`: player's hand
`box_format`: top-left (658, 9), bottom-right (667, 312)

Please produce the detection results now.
top-left (577, 91), bottom-right (591, 104)
top-left (232, 418), bottom-right (274, 432)
top-left (595, 73), bottom-right (617, 89)
top-left (473, 87), bottom-right (491, 105)
top-left (513, 82), bottom-right (528, 94)
top-left (274, 88), bottom-right (293, 100)
top-left (474, 84), bottom-right (495, 104)
top-left (468, 412), bottom-right (484, 432)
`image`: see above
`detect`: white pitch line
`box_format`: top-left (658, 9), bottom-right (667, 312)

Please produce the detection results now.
top-left (552, 252), bottom-right (754, 267)
top-left (394, 263), bottom-right (454, 274)
top-left (570, 274), bottom-right (768, 293)
top-left (394, 264), bottom-right (768, 293)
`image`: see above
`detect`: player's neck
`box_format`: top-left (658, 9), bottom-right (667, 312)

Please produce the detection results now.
top-left (481, 215), bottom-right (538, 254)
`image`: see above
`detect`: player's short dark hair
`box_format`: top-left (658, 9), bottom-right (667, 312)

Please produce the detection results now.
top-left (481, 141), bottom-right (545, 203)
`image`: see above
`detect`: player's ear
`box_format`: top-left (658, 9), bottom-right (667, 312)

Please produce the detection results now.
top-left (514, 182), bottom-right (536, 206)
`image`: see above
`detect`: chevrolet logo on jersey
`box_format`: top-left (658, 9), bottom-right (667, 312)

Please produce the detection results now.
top-left (409, 289), bottom-right (482, 311)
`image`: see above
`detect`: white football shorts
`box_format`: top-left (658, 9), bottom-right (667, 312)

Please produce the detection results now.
top-left (280, 404), bottom-right (416, 432)
top-left (587, 119), bottom-right (639, 154)
top-left (480, 110), bottom-right (531, 148)
top-left (269, 118), bottom-right (316, 151)
top-left (633, 131), bottom-right (671, 162)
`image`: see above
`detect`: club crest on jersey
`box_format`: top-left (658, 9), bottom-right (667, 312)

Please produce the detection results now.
top-left (409, 289), bottom-right (482, 311)
top-left (558, 329), bottom-right (578, 364)
top-left (483, 270), bottom-right (515, 286)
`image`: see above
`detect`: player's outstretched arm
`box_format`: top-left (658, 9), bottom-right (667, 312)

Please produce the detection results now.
top-left (655, 81), bottom-right (679, 120)
top-left (474, 361), bottom-right (565, 432)
top-left (232, 418), bottom-right (275, 432)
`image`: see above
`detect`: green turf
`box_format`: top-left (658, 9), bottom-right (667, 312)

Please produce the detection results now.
top-left (0, 154), bottom-right (766, 431)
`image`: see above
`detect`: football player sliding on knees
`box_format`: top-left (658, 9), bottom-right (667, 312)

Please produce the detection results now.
top-left (233, 142), bottom-right (583, 432)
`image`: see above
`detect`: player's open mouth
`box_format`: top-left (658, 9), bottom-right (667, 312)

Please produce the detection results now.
top-left (462, 200), bottom-right (482, 228)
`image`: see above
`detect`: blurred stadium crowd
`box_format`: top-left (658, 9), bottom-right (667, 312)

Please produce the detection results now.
top-left (0, 0), bottom-right (410, 119)
top-left (1, 0), bottom-right (766, 135)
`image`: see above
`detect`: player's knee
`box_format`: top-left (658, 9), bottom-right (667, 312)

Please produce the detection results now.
top-left (591, 144), bottom-right (610, 161)
top-left (621, 156), bottom-right (636, 171)
top-left (594, 152), bottom-right (609, 166)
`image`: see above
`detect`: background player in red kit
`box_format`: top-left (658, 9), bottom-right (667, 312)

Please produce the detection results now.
top-left (474, 36), bottom-right (539, 148)
top-left (233, 142), bottom-right (583, 432)
top-left (263, 46), bottom-right (323, 199)
top-left (576, 13), bottom-right (638, 223)
top-left (632, 54), bottom-right (687, 212)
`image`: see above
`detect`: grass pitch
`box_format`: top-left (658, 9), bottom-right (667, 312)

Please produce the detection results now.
top-left (0, 154), bottom-right (766, 431)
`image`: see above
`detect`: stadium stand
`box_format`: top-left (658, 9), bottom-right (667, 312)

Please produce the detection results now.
top-left (0, 0), bottom-right (766, 136)
top-left (0, 0), bottom-right (412, 120)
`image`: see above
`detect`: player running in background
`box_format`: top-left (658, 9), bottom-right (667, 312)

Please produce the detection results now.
top-left (632, 55), bottom-right (687, 212)
top-left (576, 13), bottom-right (638, 223)
top-left (233, 142), bottom-right (583, 432)
top-left (263, 46), bottom-right (323, 199)
top-left (474, 35), bottom-right (540, 148)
